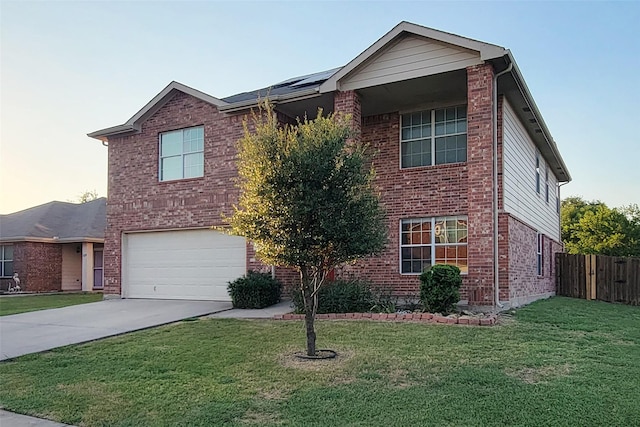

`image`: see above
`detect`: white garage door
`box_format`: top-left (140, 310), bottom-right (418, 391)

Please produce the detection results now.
top-left (123, 229), bottom-right (246, 301)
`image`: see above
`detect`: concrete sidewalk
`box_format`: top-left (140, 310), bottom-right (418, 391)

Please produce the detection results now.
top-left (208, 299), bottom-right (292, 318)
top-left (0, 410), bottom-right (73, 426)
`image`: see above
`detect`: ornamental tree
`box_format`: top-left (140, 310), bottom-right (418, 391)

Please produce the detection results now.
top-left (228, 103), bottom-right (386, 356)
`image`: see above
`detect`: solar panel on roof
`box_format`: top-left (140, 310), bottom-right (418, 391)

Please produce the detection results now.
top-left (290, 68), bottom-right (341, 87)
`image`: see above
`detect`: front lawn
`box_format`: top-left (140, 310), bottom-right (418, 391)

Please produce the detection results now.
top-left (0, 293), bottom-right (103, 316)
top-left (0, 297), bottom-right (639, 426)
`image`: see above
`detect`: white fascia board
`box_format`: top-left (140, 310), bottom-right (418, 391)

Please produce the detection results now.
top-left (88, 81), bottom-right (228, 141)
top-left (320, 21), bottom-right (507, 93)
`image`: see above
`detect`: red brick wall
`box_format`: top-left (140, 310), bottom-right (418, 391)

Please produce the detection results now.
top-left (507, 214), bottom-right (560, 306)
top-left (0, 242), bottom-right (62, 292)
top-left (333, 108), bottom-right (470, 299)
top-left (104, 92), bottom-right (252, 296)
top-left (466, 64), bottom-right (496, 305)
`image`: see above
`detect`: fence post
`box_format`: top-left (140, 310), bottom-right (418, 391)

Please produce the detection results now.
top-left (585, 254), bottom-right (596, 300)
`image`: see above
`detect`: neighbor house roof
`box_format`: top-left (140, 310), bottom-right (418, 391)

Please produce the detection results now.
top-left (0, 198), bottom-right (106, 243)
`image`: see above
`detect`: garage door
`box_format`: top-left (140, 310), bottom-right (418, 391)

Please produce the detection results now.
top-left (123, 229), bottom-right (246, 301)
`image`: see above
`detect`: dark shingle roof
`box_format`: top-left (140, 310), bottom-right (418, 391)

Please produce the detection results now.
top-left (0, 198), bottom-right (106, 242)
top-left (221, 67), bottom-right (341, 104)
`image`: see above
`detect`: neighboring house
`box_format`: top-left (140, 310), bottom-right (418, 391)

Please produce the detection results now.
top-left (88, 22), bottom-right (570, 308)
top-left (0, 198), bottom-right (106, 292)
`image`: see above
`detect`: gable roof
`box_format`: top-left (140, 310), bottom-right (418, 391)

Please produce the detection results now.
top-left (88, 81), bottom-right (227, 141)
top-left (0, 198), bottom-right (106, 243)
top-left (320, 21), bottom-right (507, 93)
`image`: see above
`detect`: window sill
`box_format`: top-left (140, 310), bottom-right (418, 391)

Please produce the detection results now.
top-left (400, 161), bottom-right (467, 171)
top-left (158, 176), bottom-right (205, 184)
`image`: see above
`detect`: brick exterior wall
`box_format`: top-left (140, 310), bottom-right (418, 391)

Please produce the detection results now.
top-left (104, 92), bottom-right (252, 296)
top-left (507, 214), bottom-right (560, 306)
top-left (103, 67), bottom-right (559, 308)
top-left (332, 64), bottom-right (498, 305)
top-left (0, 242), bottom-right (62, 292)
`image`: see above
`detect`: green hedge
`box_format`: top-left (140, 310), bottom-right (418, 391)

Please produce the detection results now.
top-left (292, 279), bottom-right (376, 314)
top-left (228, 271), bottom-right (282, 309)
top-left (420, 264), bottom-right (462, 314)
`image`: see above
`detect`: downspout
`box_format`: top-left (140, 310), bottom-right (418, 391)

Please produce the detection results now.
top-left (493, 61), bottom-right (513, 310)
top-left (556, 181), bottom-right (570, 249)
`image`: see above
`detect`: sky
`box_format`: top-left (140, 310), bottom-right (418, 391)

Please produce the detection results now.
top-left (1, 0), bottom-right (638, 214)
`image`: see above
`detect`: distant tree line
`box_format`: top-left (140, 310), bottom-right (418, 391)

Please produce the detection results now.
top-left (561, 197), bottom-right (640, 257)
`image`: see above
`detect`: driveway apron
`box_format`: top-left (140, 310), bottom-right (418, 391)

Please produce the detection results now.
top-left (0, 299), bottom-right (232, 360)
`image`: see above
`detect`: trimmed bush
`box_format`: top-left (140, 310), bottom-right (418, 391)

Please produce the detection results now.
top-left (420, 264), bottom-right (462, 314)
top-left (228, 271), bottom-right (282, 309)
top-left (292, 279), bottom-right (376, 314)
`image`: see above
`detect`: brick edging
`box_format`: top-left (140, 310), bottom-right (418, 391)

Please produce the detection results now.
top-left (273, 312), bottom-right (498, 326)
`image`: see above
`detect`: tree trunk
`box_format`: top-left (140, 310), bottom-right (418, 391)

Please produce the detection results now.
top-left (300, 268), bottom-right (316, 356)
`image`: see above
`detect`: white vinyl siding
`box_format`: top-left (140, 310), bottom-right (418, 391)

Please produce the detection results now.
top-left (61, 244), bottom-right (82, 291)
top-left (122, 229), bottom-right (246, 301)
top-left (341, 34), bottom-right (482, 91)
top-left (503, 99), bottom-right (560, 241)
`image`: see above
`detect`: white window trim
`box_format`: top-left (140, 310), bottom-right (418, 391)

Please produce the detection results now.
top-left (545, 167), bottom-right (550, 203)
top-left (399, 216), bottom-right (468, 275)
top-left (159, 126), bottom-right (205, 182)
top-left (399, 105), bottom-right (467, 170)
top-left (535, 155), bottom-right (541, 194)
top-left (0, 244), bottom-right (14, 278)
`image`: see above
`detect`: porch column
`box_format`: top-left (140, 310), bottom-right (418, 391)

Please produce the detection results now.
top-left (81, 242), bottom-right (94, 291)
top-left (466, 63), bottom-right (495, 305)
top-left (334, 90), bottom-right (361, 142)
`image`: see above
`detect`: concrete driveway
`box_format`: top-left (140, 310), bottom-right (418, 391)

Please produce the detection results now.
top-left (0, 299), bottom-right (231, 361)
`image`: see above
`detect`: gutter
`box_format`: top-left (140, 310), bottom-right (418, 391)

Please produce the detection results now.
top-left (493, 61), bottom-right (513, 310)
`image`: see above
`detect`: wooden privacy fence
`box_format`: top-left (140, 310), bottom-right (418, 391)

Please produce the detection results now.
top-left (556, 253), bottom-right (640, 305)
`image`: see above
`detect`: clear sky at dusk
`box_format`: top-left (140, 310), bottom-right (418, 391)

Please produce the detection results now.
top-left (1, 0), bottom-right (638, 214)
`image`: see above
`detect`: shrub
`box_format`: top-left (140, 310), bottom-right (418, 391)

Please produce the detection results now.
top-left (228, 271), bottom-right (282, 309)
top-left (420, 264), bottom-right (462, 314)
top-left (292, 279), bottom-right (376, 314)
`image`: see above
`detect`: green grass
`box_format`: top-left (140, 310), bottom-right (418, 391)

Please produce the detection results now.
top-left (0, 293), bottom-right (103, 316)
top-left (1, 297), bottom-right (639, 426)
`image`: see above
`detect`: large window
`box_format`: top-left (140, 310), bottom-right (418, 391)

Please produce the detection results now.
top-left (0, 245), bottom-right (14, 277)
top-left (401, 106), bottom-right (467, 168)
top-left (159, 126), bottom-right (204, 181)
top-left (400, 216), bottom-right (468, 274)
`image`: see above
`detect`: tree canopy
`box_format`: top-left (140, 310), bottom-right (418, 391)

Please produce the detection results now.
top-left (561, 196), bottom-right (640, 256)
top-left (227, 103), bottom-right (387, 355)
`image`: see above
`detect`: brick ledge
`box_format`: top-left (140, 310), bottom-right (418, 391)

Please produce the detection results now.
top-left (273, 312), bottom-right (498, 326)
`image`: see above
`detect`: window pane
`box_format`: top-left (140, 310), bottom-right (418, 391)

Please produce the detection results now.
top-left (402, 261), bottom-right (412, 274)
top-left (4, 245), bottom-right (13, 260)
top-left (435, 122), bottom-right (446, 136)
top-left (184, 153), bottom-right (204, 178)
top-left (161, 156), bottom-right (182, 181)
top-left (435, 109), bottom-right (444, 122)
top-left (411, 112), bottom-right (422, 125)
top-left (161, 131), bottom-right (182, 156)
top-left (4, 261), bottom-right (14, 277)
top-left (402, 128), bottom-right (411, 140)
top-left (445, 108), bottom-right (455, 120)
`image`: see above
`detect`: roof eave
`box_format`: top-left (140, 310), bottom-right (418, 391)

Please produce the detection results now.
top-left (88, 81), bottom-right (228, 141)
top-left (503, 52), bottom-right (571, 182)
top-left (218, 88), bottom-right (321, 113)
top-left (319, 21), bottom-right (508, 93)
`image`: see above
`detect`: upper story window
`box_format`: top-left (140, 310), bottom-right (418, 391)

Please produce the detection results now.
top-left (0, 244), bottom-right (14, 278)
top-left (400, 216), bottom-right (468, 274)
top-left (401, 106), bottom-right (467, 168)
top-left (159, 126), bottom-right (204, 181)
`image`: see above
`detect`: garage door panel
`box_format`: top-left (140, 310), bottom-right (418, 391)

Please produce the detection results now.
top-left (123, 229), bottom-right (246, 301)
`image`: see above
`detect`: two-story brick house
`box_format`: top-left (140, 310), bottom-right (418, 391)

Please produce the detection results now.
top-left (89, 22), bottom-right (570, 308)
